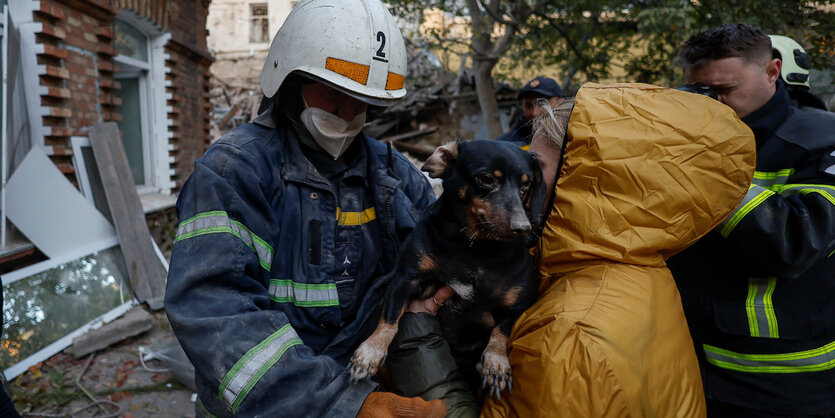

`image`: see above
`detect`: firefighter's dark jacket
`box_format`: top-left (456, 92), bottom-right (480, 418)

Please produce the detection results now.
top-left (165, 117), bottom-right (436, 417)
top-left (495, 115), bottom-right (532, 146)
top-left (668, 81), bottom-right (835, 415)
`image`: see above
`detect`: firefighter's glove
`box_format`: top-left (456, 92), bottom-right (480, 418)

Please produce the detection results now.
top-left (357, 391), bottom-right (446, 418)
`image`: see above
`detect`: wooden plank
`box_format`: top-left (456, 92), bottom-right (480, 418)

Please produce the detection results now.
top-left (88, 122), bottom-right (166, 310)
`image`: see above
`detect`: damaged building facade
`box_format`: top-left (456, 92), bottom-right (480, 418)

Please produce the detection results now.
top-left (0, 0), bottom-right (212, 380)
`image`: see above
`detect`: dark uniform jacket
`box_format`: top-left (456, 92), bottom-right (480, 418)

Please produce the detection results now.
top-left (165, 116), bottom-right (435, 417)
top-left (495, 115), bottom-right (532, 147)
top-left (668, 82), bottom-right (835, 415)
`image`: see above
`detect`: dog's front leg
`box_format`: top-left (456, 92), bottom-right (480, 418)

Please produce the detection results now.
top-left (348, 277), bottom-right (411, 382)
top-left (480, 324), bottom-right (512, 399)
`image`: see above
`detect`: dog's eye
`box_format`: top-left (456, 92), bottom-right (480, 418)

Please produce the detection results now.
top-left (520, 183), bottom-right (531, 199)
top-left (474, 174), bottom-right (497, 191)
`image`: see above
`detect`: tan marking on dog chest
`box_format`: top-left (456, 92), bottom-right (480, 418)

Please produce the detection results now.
top-left (482, 311), bottom-right (496, 328)
top-left (503, 286), bottom-right (522, 306)
top-left (418, 251), bottom-right (437, 271)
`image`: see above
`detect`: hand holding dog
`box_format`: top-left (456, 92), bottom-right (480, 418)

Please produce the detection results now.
top-left (407, 286), bottom-right (454, 315)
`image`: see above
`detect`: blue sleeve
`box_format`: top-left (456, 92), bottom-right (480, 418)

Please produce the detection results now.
top-left (165, 141), bottom-right (375, 417)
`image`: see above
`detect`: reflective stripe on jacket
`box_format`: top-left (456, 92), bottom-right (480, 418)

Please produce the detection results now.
top-left (166, 120), bottom-right (435, 417)
top-left (669, 93), bottom-right (835, 414)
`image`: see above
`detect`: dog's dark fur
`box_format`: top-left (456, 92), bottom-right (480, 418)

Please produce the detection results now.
top-left (348, 140), bottom-right (546, 398)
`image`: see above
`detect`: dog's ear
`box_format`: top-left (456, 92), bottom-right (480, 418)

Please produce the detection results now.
top-left (421, 141), bottom-right (459, 178)
top-left (526, 152), bottom-right (548, 246)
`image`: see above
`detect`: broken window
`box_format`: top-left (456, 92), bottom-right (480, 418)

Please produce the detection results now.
top-left (1, 244), bottom-right (133, 378)
top-left (250, 3), bottom-right (269, 43)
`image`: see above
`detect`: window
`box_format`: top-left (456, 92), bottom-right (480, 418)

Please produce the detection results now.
top-left (250, 3), bottom-right (269, 43)
top-left (114, 19), bottom-right (152, 190)
top-left (112, 15), bottom-right (172, 196)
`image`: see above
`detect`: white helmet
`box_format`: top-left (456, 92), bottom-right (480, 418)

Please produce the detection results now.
top-left (768, 34), bottom-right (812, 88)
top-left (260, 0), bottom-right (408, 107)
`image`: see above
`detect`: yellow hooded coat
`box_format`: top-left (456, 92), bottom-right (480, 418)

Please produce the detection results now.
top-left (482, 84), bottom-right (756, 417)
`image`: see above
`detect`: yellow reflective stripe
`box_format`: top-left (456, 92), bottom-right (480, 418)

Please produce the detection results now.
top-left (218, 324), bottom-right (302, 413)
top-left (798, 189), bottom-right (835, 206)
top-left (335, 207), bottom-right (377, 226)
top-left (752, 169), bottom-right (794, 189)
top-left (704, 341), bottom-right (835, 373)
top-left (519, 144), bottom-right (530, 151)
top-left (175, 210), bottom-right (274, 271)
top-left (764, 278), bottom-right (779, 339)
top-left (745, 279), bottom-right (760, 337)
top-left (746, 277), bottom-right (780, 339)
top-left (720, 185), bottom-right (774, 238)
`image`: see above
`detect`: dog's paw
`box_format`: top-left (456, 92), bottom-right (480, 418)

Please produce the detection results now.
top-left (348, 341), bottom-right (386, 383)
top-left (479, 350), bottom-right (512, 400)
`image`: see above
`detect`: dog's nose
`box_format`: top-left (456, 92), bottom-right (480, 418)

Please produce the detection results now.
top-left (511, 220), bottom-right (531, 233)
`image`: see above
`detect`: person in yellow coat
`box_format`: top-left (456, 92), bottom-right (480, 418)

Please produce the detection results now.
top-left (481, 83), bottom-right (756, 417)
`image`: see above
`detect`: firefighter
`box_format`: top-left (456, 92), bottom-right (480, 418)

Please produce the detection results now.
top-left (165, 0), bottom-right (462, 416)
top-left (496, 76), bottom-right (564, 147)
top-left (669, 24), bottom-right (835, 417)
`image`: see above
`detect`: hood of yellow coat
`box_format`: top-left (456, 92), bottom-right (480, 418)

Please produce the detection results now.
top-left (538, 83), bottom-right (756, 275)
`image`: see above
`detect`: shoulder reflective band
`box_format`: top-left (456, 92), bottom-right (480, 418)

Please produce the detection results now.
top-left (175, 210), bottom-right (274, 271)
top-left (269, 279), bottom-right (339, 307)
top-left (719, 185), bottom-right (775, 238)
top-left (335, 207), bottom-right (377, 226)
top-left (704, 340), bottom-right (835, 373)
top-left (752, 169), bottom-right (794, 188)
top-left (746, 277), bottom-right (779, 338)
top-left (219, 324), bottom-right (302, 413)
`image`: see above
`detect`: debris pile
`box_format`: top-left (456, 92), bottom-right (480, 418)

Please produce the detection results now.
top-left (207, 40), bottom-right (520, 159)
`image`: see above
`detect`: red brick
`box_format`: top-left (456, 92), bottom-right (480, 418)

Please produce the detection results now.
top-left (44, 65), bottom-right (70, 79)
top-left (38, 23), bottom-right (66, 40)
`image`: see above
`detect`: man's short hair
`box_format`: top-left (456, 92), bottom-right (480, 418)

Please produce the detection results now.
top-left (681, 24), bottom-right (772, 68)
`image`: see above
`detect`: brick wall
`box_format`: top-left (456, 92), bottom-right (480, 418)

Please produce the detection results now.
top-left (32, 0), bottom-right (212, 189)
top-left (0, 0), bottom-right (213, 268)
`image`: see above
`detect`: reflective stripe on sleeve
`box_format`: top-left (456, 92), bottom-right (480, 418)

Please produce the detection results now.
top-left (175, 211), bottom-right (274, 271)
top-left (269, 279), bottom-right (339, 307)
top-left (752, 169), bottom-right (794, 188)
top-left (218, 324), bottom-right (303, 413)
top-left (772, 184), bottom-right (835, 206)
top-left (719, 185), bottom-right (775, 238)
top-left (746, 277), bottom-right (779, 338)
top-left (704, 340), bottom-right (835, 373)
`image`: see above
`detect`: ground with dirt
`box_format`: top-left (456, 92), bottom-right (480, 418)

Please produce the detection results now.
top-left (9, 310), bottom-right (195, 418)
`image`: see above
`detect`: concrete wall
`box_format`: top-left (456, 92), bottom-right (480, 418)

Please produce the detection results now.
top-left (207, 0), bottom-right (296, 59)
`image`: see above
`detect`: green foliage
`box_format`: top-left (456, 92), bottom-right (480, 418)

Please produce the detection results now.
top-left (384, 0), bottom-right (834, 92)
top-left (630, 0), bottom-right (835, 86)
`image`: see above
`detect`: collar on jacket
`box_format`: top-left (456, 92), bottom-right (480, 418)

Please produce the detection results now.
top-left (255, 103), bottom-right (370, 188)
top-left (742, 80), bottom-right (791, 148)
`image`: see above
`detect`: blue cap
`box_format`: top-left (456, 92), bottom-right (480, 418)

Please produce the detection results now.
top-left (519, 76), bottom-right (562, 99)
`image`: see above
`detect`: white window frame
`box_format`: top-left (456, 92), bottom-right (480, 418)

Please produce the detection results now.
top-left (113, 12), bottom-right (172, 196)
top-left (249, 3), bottom-right (269, 44)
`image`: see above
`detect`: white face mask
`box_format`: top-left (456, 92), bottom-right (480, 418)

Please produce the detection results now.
top-left (300, 99), bottom-right (366, 160)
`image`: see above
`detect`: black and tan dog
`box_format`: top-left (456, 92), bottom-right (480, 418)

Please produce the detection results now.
top-left (348, 139), bottom-right (546, 398)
